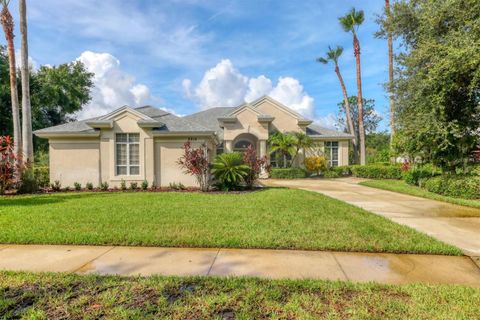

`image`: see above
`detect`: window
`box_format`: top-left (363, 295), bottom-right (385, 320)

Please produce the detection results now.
top-left (116, 133), bottom-right (140, 175)
top-left (216, 142), bottom-right (224, 155)
top-left (325, 141), bottom-right (339, 167)
top-left (233, 140), bottom-right (254, 152)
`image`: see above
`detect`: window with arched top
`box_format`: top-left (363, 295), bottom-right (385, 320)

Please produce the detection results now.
top-left (234, 140), bottom-right (254, 151)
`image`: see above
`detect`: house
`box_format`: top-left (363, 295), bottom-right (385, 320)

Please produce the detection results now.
top-left (34, 96), bottom-right (353, 187)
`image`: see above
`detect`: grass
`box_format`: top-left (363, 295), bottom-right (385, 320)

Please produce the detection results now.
top-left (0, 188), bottom-right (461, 255)
top-left (360, 179), bottom-right (480, 209)
top-left (1, 271), bottom-right (479, 319)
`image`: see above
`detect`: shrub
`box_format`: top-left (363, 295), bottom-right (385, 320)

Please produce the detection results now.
top-left (141, 180), bottom-right (148, 190)
top-left (177, 142), bottom-right (211, 192)
top-left (402, 168), bottom-right (438, 186)
top-left (323, 166), bottom-right (352, 178)
top-left (151, 181), bottom-right (157, 190)
top-left (169, 182), bottom-right (186, 190)
top-left (212, 152), bottom-right (249, 191)
top-left (270, 168), bottom-right (307, 179)
top-left (33, 166), bottom-right (49, 188)
top-left (74, 182), bottom-right (82, 191)
top-left (86, 182), bottom-right (93, 190)
top-left (17, 167), bottom-right (38, 194)
top-left (243, 145), bottom-right (269, 188)
top-left (130, 182), bottom-right (138, 190)
top-left (0, 136), bottom-right (22, 194)
top-left (120, 179), bottom-right (127, 191)
top-left (350, 164), bottom-right (402, 179)
top-left (421, 175), bottom-right (480, 199)
top-left (304, 156), bottom-right (327, 175)
top-left (64, 186), bottom-right (70, 192)
top-left (99, 182), bottom-right (109, 191)
top-left (51, 180), bottom-right (61, 191)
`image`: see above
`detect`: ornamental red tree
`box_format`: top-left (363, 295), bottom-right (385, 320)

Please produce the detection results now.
top-left (0, 136), bottom-right (22, 194)
top-left (243, 145), bottom-right (269, 188)
top-left (177, 142), bottom-right (211, 192)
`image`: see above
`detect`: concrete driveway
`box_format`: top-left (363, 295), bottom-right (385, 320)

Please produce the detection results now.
top-left (263, 178), bottom-right (480, 258)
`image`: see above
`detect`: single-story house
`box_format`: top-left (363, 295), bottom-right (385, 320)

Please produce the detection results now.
top-left (34, 95), bottom-right (353, 187)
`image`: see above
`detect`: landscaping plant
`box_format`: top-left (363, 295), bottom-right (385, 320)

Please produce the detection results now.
top-left (177, 142), bottom-right (211, 192)
top-left (304, 155), bottom-right (327, 176)
top-left (74, 182), bottom-right (81, 191)
top-left (86, 182), bottom-right (93, 190)
top-left (141, 180), bottom-right (148, 190)
top-left (0, 136), bottom-right (21, 194)
top-left (212, 152), bottom-right (249, 190)
top-left (242, 145), bottom-right (269, 188)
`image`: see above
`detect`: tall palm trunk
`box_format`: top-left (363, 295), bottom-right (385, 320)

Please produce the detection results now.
top-left (386, 0), bottom-right (395, 143)
top-left (334, 63), bottom-right (358, 162)
top-left (20, 0), bottom-right (32, 163)
top-left (1, 3), bottom-right (22, 164)
top-left (353, 34), bottom-right (366, 165)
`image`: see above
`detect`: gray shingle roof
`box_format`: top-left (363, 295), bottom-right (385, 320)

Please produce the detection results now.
top-left (34, 103), bottom-right (351, 139)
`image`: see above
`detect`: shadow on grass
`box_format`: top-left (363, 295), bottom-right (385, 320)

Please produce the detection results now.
top-left (0, 192), bottom-right (115, 207)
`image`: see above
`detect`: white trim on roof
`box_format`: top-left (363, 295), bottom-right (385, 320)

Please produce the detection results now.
top-left (98, 106), bottom-right (156, 122)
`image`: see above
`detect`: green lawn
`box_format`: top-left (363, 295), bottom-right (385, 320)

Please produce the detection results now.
top-left (360, 179), bottom-right (480, 209)
top-left (1, 272), bottom-right (479, 319)
top-left (0, 188), bottom-right (460, 255)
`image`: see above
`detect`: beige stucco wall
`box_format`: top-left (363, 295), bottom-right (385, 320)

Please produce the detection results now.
top-left (154, 138), bottom-right (215, 187)
top-left (223, 107), bottom-right (269, 141)
top-left (255, 99), bottom-right (303, 133)
top-left (49, 140), bottom-right (100, 187)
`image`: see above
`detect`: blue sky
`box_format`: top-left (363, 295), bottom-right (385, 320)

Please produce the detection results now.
top-left (8, 0), bottom-right (390, 130)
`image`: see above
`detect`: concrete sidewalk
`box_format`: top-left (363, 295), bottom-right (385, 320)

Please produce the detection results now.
top-left (0, 244), bottom-right (479, 287)
top-left (263, 178), bottom-right (480, 257)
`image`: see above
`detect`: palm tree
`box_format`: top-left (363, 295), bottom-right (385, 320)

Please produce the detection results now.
top-left (268, 132), bottom-right (296, 168)
top-left (385, 0), bottom-right (395, 144)
top-left (339, 8), bottom-right (366, 165)
top-left (317, 46), bottom-right (358, 162)
top-left (212, 152), bottom-right (249, 190)
top-left (0, 0), bottom-right (21, 163)
top-left (291, 131), bottom-right (313, 165)
top-left (19, 0), bottom-right (33, 163)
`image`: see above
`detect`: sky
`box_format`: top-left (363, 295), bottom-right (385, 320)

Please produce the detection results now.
top-left (7, 0), bottom-right (390, 131)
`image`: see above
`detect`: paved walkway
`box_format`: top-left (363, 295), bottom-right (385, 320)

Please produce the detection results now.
top-left (263, 178), bottom-right (480, 257)
top-left (0, 244), bottom-right (479, 287)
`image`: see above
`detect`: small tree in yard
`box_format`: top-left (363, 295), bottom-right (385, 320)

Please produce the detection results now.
top-left (177, 142), bottom-right (211, 192)
top-left (243, 145), bottom-right (269, 188)
top-left (0, 136), bottom-right (22, 194)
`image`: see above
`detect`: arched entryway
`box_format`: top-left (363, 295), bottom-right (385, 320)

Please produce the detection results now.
top-left (233, 133), bottom-right (258, 153)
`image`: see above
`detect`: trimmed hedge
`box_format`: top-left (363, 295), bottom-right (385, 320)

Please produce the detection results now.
top-left (421, 175), bottom-right (480, 199)
top-left (350, 164), bottom-right (402, 179)
top-left (270, 168), bottom-right (307, 179)
top-left (323, 166), bottom-right (352, 178)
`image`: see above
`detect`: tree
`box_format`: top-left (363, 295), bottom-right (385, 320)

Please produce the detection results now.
top-left (316, 46), bottom-right (357, 161)
top-left (339, 8), bottom-right (366, 165)
top-left (19, 0), bottom-right (32, 163)
top-left (0, 46), bottom-right (94, 152)
top-left (337, 96), bottom-right (382, 142)
top-left (378, 0), bottom-right (480, 172)
top-left (0, 0), bottom-right (21, 164)
top-left (291, 131), bottom-right (313, 164)
top-left (366, 131), bottom-right (391, 164)
top-left (30, 62), bottom-right (93, 151)
top-left (268, 132), bottom-right (296, 168)
top-left (177, 142), bottom-right (211, 192)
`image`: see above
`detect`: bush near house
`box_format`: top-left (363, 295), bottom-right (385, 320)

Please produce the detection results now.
top-left (270, 168), bottom-right (307, 179)
top-left (323, 166), bottom-right (352, 178)
top-left (304, 156), bottom-right (327, 176)
top-left (33, 166), bottom-right (49, 188)
top-left (350, 164), bottom-right (402, 179)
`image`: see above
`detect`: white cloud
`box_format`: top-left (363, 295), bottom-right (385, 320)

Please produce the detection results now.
top-left (184, 59), bottom-right (315, 118)
top-left (315, 113), bottom-right (340, 130)
top-left (75, 51), bottom-right (161, 119)
top-left (15, 50), bottom-right (38, 70)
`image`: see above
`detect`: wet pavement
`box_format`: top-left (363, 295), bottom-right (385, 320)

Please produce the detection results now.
top-left (264, 178), bottom-right (480, 256)
top-left (0, 244), bottom-right (479, 287)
